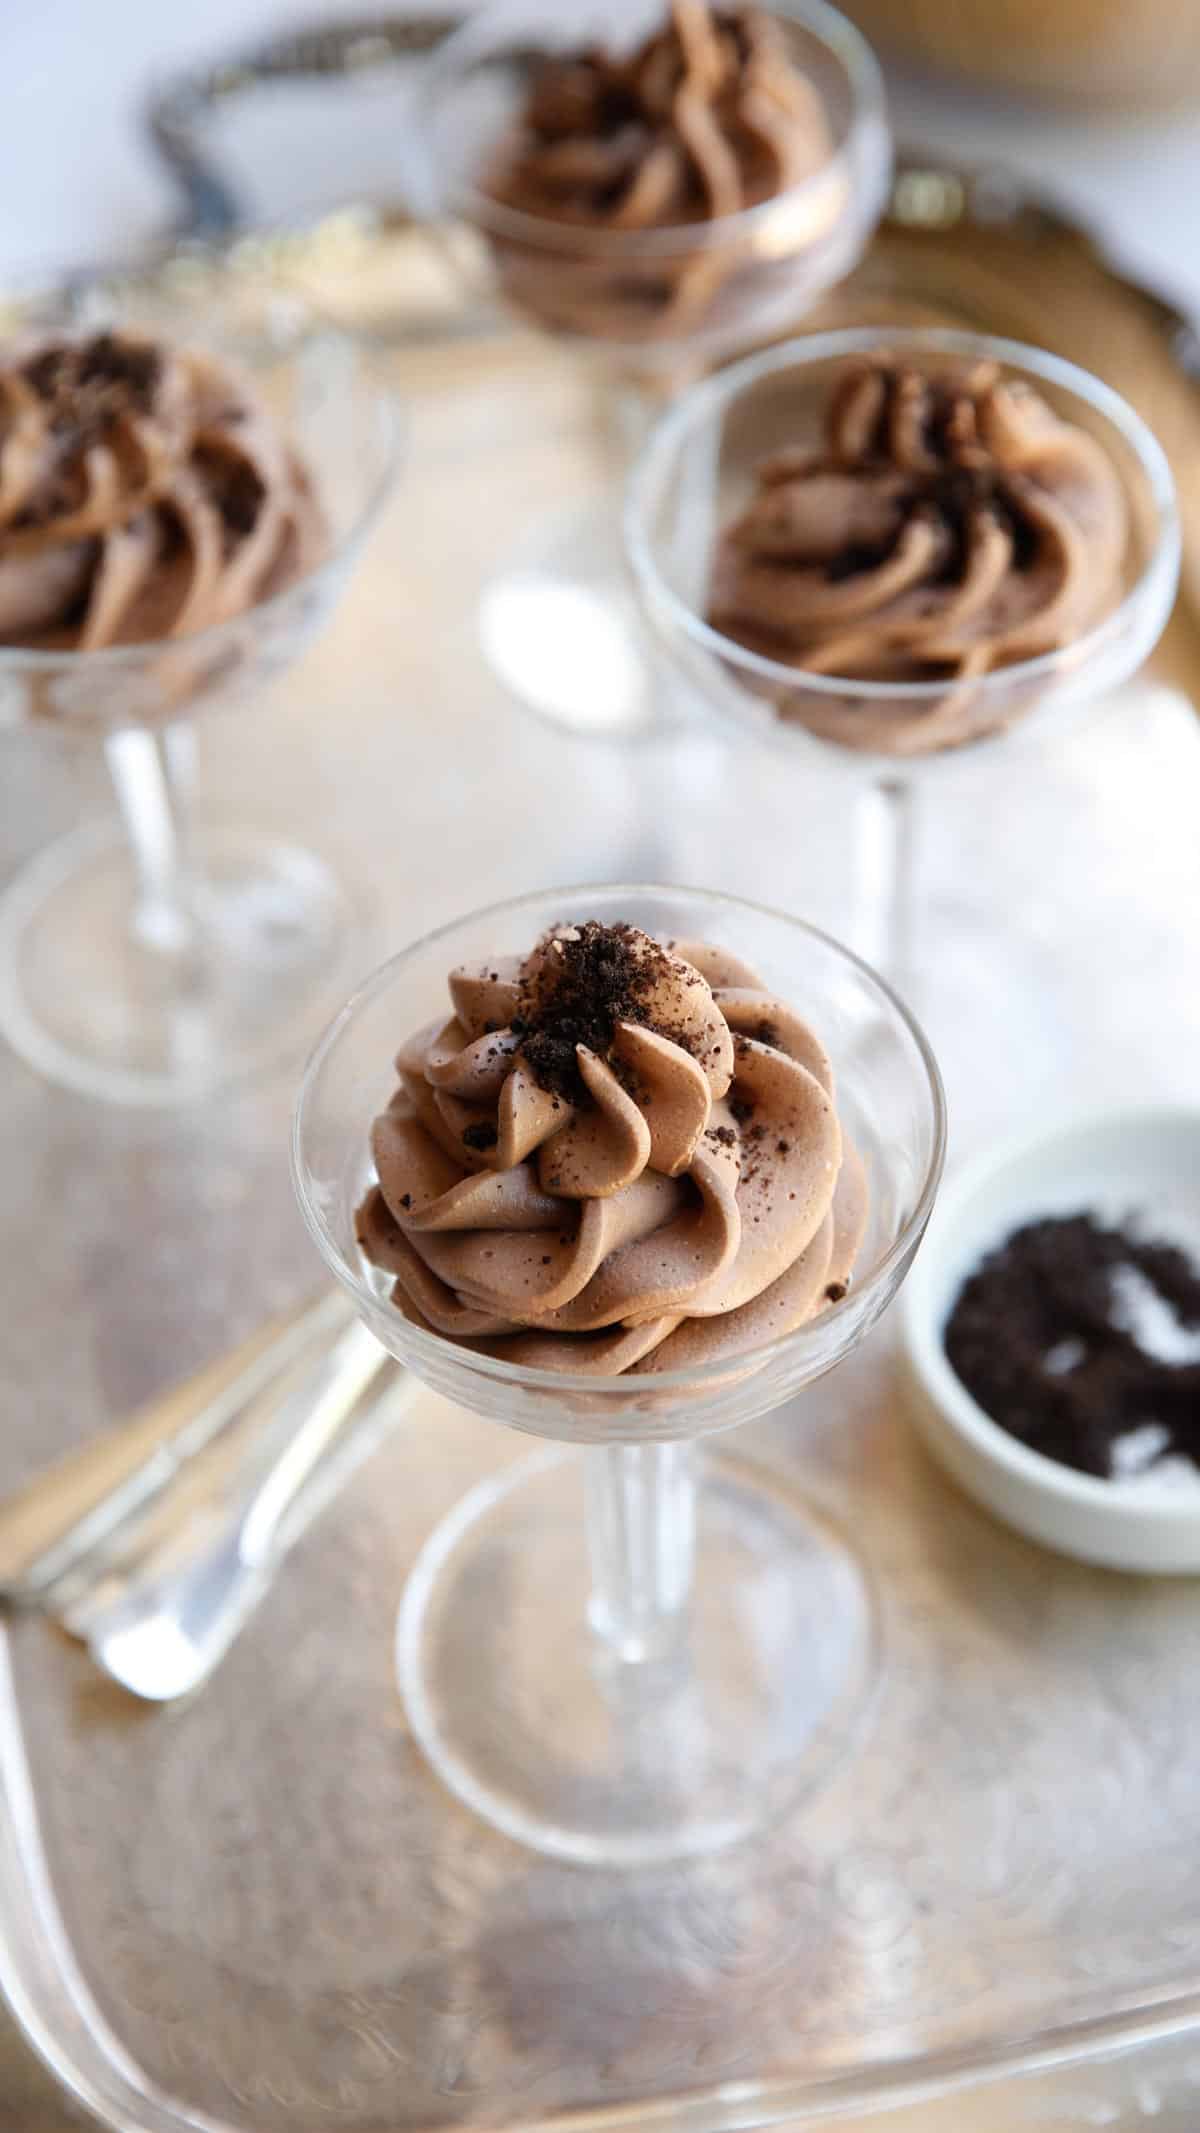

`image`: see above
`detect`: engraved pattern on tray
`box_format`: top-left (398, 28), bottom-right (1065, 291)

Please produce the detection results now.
top-left (12, 1360), bottom-right (1200, 2128)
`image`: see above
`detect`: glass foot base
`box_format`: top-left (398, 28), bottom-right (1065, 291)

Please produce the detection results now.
top-left (397, 1448), bottom-right (879, 1867)
top-left (0, 819), bottom-right (360, 1105)
top-left (478, 497), bottom-right (670, 740)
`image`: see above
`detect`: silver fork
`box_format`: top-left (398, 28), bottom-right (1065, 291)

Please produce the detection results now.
top-left (75, 1317), bottom-right (401, 1702)
top-left (0, 1289), bottom-right (405, 1700)
top-left (0, 1288), bottom-right (357, 1606)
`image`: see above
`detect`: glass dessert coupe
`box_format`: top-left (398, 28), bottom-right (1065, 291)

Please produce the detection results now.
top-left (292, 884), bottom-right (945, 1865)
top-left (0, 276), bottom-right (399, 1106)
top-left (414, 0), bottom-right (890, 738)
top-left (625, 326), bottom-right (1180, 976)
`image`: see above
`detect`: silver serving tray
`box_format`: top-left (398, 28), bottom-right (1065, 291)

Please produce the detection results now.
top-left (3, 58), bottom-right (1200, 2129)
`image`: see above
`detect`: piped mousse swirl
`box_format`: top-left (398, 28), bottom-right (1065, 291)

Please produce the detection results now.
top-left (480, 1), bottom-right (835, 340)
top-left (356, 921), bottom-right (867, 1377)
top-left (708, 355), bottom-right (1129, 753)
top-left (0, 330), bottom-right (325, 650)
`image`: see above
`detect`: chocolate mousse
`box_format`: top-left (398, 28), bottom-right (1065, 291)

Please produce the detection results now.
top-left (355, 921), bottom-right (868, 1376)
top-left (478, 2), bottom-right (837, 345)
top-left (0, 330), bottom-right (325, 650)
top-left (708, 355), bottom-right (1129, 752)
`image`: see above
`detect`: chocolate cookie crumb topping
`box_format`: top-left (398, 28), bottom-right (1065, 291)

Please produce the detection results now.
top-left (23, 332), bottom-right (165, 459)
top-left (944, 1212), bottom-right (1200, 1479)
top-left (462, 1120), bottom-right (499, 1151)
top-left (515, 921), bottom-right (674, 1100)
top-left (25, 331), bottom-right (162, 413)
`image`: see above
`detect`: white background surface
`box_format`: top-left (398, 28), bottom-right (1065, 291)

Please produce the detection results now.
top-left (5, 0), bottom-right (1200, 316)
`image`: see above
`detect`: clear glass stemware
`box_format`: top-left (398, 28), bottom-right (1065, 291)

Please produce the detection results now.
top-left (625, 326), bottom-right (1180, 981)
top-left (0, 273), bottom-right (400, 1105)
top-left (292, 883), bottom-right (945, 1865)
top-left (414, 0), bottom-right (890, 741)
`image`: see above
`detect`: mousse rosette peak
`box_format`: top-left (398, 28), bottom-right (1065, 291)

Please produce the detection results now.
top-left (708, 354), bottom-right (1129, 753)
top-left (487, 2), bottom-right (831, 232)
top-left (0, 328), bottom-right (325, 651)
top-left (356, 921), bottom-right (867, 1378)
top-left (477, 1), bottom-right (836, 341)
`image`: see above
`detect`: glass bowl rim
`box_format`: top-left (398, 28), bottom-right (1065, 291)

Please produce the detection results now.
top-left (0, 288), bottom-right (403, 676)
top-left (416, 0), bottom-right (888, 260)
top-left (624, 323), bottom-right (1181, 706)
top-left (290, 879), bottom-right (948, 1400)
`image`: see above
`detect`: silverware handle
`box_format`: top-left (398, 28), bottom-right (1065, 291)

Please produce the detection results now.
top-left (0, 1289), bottom-right (353, 1601)
top-left (238, 1321), bottom-right (387, 1564)
top-left (80, 1328), bottom-right (398, 1699)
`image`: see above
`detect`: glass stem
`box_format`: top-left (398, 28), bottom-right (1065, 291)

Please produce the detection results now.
top-left (855, 771), bottom-right (916, 985)
top-left (584, 1441), bottom-right (696, 1664)
top-left (104, 723), bottom-right (197, 957)
top-left (163, 719), bottom-right (199, 802)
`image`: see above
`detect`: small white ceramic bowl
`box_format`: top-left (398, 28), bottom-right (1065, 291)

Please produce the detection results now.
top-left (898, 1107), bottom-right (1200, 1575)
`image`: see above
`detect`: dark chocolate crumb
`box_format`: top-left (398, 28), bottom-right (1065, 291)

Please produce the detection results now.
top-left (462, 1121), bottom-right (499, 1151)
top-left (944, 1212), bottom-right (1200, 1480)
top-left (515, 920), bottom-right (678, 1102)
top-left (22, 330), bottom-right (164, 462)
top-left (825, 1281), bottom-right (847, 1302)
top-left (399, 1192), bottom-right (412, 1211)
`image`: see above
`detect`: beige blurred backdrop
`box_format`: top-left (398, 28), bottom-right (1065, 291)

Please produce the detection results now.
top-left (843, 0), bottom-right (1200, 106)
